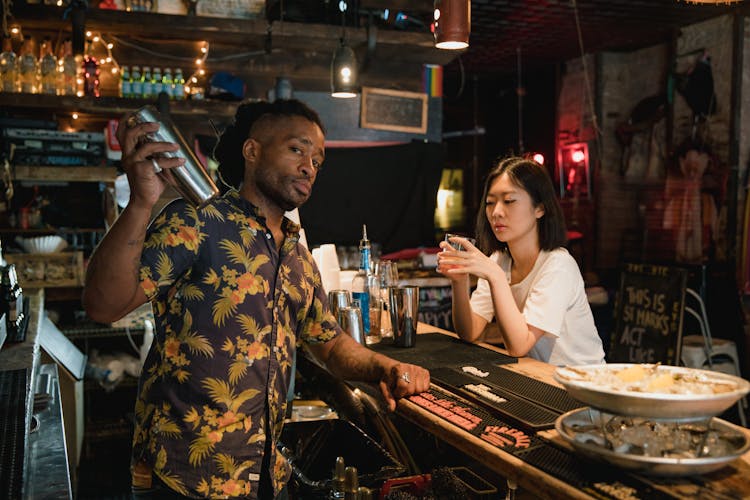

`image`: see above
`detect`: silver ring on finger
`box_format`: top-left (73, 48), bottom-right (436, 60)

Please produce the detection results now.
top-left (151, 157), bottom-right (163, 174)
top-left (400, 372), bottom-right (411, 384)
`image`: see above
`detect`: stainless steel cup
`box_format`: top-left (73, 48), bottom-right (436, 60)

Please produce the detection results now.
top-left (126, 105), bottom-right (219, 207)
top-left (388, 286), bottom-right (419, 348)
top-left (328, 289), bottom-right (351, 323)
top-left (338, 306), bottom-right (365, 345)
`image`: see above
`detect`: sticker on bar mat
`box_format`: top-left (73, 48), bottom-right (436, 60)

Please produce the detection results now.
top-left (463, 363), bottom-right (583, 413)
top-left (430, 367), bottom-right (563, 431)
top-left (408, 387), bottom-right (540, 453)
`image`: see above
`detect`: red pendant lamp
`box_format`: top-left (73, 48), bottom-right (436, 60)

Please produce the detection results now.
top-left (434, 0), bottom-right (471, 50)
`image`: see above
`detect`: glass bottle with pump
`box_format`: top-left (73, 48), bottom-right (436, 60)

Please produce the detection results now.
top-left (38, 36), bottom-right (57, 94)
top-left (17, 35), bottom-right (38, 94)
top-left (0, 36), bottom-right (17, 93)
top-left (351, 224), bottom-right (381, 344)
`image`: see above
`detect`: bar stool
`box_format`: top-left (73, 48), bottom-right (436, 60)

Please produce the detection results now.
top-left (680, 288), bottom-right (746, 426)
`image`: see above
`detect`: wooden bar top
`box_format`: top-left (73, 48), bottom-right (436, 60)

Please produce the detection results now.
top-left (397, 323), bottom-right (750, 500)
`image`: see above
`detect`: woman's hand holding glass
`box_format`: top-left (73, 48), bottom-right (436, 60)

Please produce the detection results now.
top-left (437, 234), bottom-right (475, 279)
top-left (438, 235), bottom-right (508, 286)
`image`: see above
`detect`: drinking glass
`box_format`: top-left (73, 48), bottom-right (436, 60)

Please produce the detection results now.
top-left (442, 234), bottom-right (476, 271)
top-left (375, 260), bottom-right (399, 338)
top-left (444, 233), bottom-right (476, 251)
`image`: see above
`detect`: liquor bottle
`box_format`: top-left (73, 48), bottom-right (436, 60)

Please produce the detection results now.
top-left (162, 67), bottom-right (173, 99)
top-left (173, 67), bottom-right (185, 100)
top-left (351, 224), bottom-right (381, 344)
top-left (17, 35), bottom-right (38, 94)
top-left (82, 52), bottom-right (100, 97)
top-left (120, 65), bottom-right (131, 98)
top-left (58, 39), bottom-right (79, 96)
top-left (38, 36), bottom-right (57, 94)
top-left (329, 456), bottom-right (345, 499)
top-left (0, 36), bottom-right (17, 93)
top-left (151, 66), bottom-right (163, 96)
top-left (141, 65), bottom-right (152, 98)
top-left (131, 65), bottom-right (142, 97)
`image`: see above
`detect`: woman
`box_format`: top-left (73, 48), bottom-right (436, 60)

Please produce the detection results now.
top-left (437, 156), bottom-right (605, 366)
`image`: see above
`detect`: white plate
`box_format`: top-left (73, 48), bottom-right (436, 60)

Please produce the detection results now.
top-left (554, 364), bottom-right (750, 419)
top-left (556, 407), bottom-right (750, 476)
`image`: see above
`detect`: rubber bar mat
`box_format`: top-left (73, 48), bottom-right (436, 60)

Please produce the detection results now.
top-left (0, 368), bottom-right (30, 499)
top-left (514, 441), bottom-right (677, 500)
top-left (369, 333), bottom-right (517, 370)
top-left (456, 363), bottom-right (583, 414)
top-left (430, 367), bottom-right (561, 431)
top-left (408, 387), bottom-right (542, 453)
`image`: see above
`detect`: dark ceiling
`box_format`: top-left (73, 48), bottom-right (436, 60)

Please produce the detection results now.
top-left (359, 0), bottom-right (739, 76)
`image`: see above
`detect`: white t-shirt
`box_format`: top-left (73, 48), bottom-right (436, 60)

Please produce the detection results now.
top-left (470, 248), bottom-right (605, 366)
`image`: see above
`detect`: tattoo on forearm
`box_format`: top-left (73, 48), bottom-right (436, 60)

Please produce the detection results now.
top-left (127, 238), bottom-right (144, 246)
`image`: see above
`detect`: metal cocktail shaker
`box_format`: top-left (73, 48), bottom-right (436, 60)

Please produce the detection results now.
top-left (126, 105), bottom-right (219, 207)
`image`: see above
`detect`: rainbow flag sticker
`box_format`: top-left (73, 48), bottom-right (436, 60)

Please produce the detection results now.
top-left (423, 64), bottom-right (443, 97)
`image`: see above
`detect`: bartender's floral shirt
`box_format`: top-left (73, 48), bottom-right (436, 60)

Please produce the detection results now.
top-left (133, 189), bottom-right (339, 499)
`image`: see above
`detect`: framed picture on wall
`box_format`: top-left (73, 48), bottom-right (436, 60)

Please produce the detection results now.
top-left (360, 87), bottom-right (428, 134)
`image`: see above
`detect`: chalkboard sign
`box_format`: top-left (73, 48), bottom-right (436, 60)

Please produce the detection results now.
top-left (361, 87), bottom-right (428, 134)
top-left (609, 263), bottom-right (688, 365)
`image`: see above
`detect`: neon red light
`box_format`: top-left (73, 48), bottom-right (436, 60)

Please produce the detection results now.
top-left (571, 150), bottom-right (586, 163)
top-left (532, 153), bottom-right (544, 165)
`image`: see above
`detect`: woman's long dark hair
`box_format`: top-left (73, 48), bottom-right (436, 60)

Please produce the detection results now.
top-left (475, 156), bottom-right (567, 255)
top-left (213, 99), bottom-right (325, 192)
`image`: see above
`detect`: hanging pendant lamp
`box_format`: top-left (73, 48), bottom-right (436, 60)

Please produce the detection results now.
top-left (434, 0), bottom-right (470, 50)
top-left (331, 38), bottom-right (358, 98)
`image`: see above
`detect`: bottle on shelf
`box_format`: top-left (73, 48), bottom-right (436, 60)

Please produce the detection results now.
top-left (151, 66), bottom-right (163, 97)
top-left (173, 67), bottom-right (185, 100)
top-left (119, 65), bottom-right (131, 98)
top-left (162, 67), bottom-right (173, 99)
top-left (82, 42), bottom-right (100, 97)
top-left (329, 456), bottom-right (345, 499)
top-left (0, 35), bottom-right (17, 93)
top-left (38, 36), bottom-right (57, 94)
top-left (17, 35), bottom-right (38, 94)
top-left (58, 38), bottom-right (79, 96)
top-left (131, 65), bottom-right (142, 97)
top-left (351, 224), bottom-right (381, 345)
top-left (141, 65), bottom-right (152, 98)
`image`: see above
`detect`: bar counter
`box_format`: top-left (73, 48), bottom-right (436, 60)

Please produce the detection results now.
top-left (0, 289), bottom-right (73, 499)
top-left (390, 323), bottom-right (750, 500)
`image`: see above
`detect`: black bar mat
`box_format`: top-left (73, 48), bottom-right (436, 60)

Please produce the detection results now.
top-left (460, 363), bottom-right (583, 414)
top-left (369, 333), bottom-right (517, 370)
top-left (515, 441), bottom-right (677, 500)
top-left (430, 367), bottom-right (561, 431)
top-left (408, 387), bottom-right (542, 453)
top-left (0, 368), bottom-right (30, 499)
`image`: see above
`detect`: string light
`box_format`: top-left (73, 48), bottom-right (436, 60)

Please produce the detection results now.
top-left (85, 30), bottom-right (120, 76)
top-left (185, 41), bottom-right (209, 97)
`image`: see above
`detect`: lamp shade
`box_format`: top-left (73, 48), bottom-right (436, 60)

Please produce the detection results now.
top-left (331, 40), bottom-right (358, 98)
top-left (434, 0), bottom-right (470, 50)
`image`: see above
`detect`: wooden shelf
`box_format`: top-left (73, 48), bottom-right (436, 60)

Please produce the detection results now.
top-left (13, 165), bottom-right (119, 183)
top-left (13, 4), bottom-right (446, 59)
top-left (0, 93), bottom-right (238, 120)
top-left (10, 3), bottom-right (455, 91)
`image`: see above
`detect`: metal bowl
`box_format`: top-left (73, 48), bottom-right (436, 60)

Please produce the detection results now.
top-left (554, 364), bottom-right (750, 420)
top-left (556, 407), bottom-right (750, 476)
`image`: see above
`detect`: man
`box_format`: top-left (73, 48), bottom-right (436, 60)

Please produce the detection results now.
top-left (82, 99), bottom-right (429, 499)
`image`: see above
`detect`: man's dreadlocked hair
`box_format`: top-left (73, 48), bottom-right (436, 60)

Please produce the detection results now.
top-left (212, 99), bottom-right (325, 192)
